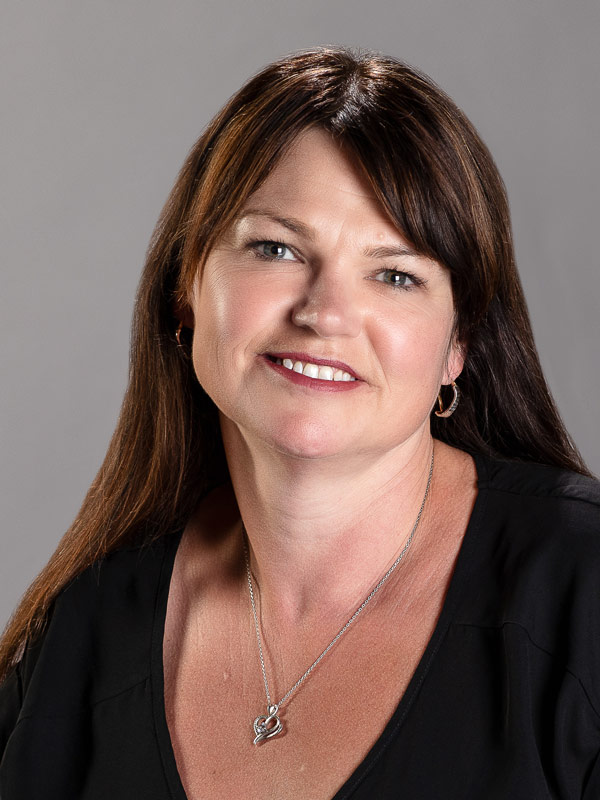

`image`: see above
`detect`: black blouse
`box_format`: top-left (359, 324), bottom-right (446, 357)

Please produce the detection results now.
top-left (1, 454), bottom-right (600, 799)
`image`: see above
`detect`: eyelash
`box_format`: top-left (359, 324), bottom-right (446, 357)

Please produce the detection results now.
top-left (247, 239), bottom-right (424, 291)
top-left (250, 240), bottom-right (297, 262)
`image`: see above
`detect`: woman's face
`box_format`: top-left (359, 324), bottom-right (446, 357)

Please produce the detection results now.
top-left (188, 129), bottom-right (463, 461)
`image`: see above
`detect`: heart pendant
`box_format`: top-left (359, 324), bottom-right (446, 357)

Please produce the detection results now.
top-left (253, 704), bottom-right (283, 745)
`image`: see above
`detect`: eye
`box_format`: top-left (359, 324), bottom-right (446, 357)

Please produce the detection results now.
top-left (253, 241), bottom-right (297, 261)
top-left (374, 269), bottom-right (419, 289)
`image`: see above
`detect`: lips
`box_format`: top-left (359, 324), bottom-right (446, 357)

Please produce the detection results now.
top-left (266, 352), bottom-right (362, 381)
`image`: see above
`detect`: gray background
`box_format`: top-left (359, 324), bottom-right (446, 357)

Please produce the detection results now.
top-left (1, 0), bottom-right (598, 630)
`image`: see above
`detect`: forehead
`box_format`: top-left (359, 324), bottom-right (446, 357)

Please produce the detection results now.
top-left (255, 128), bottom-right (373, 197)
top-left (240, 129), bottom-right (403, 244)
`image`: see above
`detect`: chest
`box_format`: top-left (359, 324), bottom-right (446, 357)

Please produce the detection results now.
top-left (162, 563), bottom-right (455, 800)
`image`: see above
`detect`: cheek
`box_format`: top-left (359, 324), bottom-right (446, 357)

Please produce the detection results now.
top-left (200, 269), bottom-right (291, 343)
top-left (193, 272), bottom-right (250, 360)
top-left (189, 268), bottom-right (290, 393)
top-left (374, 303), bottom-right (455, 389)
top-left (189, 273), bottom-right (233, 391)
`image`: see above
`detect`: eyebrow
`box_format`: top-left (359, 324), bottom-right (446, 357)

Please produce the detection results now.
top-left (237, 210), bottom-right (316, 241)
top-left (237, 209), bottom-right (421, 259)
top-left (362, 244), bottom-right (420, 259)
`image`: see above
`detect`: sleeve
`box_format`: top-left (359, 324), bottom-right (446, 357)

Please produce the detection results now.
top-left (0, 663), bottom-right (23, 760)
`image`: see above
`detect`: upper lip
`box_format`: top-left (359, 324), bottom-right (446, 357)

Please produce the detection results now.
top-left (266, 351), bottom-right (362, 380)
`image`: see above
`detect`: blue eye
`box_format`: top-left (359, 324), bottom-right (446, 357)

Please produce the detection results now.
top-left (375, 270), bottom-right (416, 289)
top-left (255, 241), bottom-right (296, 261)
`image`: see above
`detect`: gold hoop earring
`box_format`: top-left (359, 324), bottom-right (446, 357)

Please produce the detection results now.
top-left (175, 321), bottom-right (184, 347)
top-left (434, 381), bottom-right (460, 418)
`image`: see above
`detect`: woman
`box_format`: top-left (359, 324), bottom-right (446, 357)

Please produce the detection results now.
top-left (1, 47), bottom-right (599, 799)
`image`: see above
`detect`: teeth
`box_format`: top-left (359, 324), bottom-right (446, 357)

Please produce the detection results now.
top-left (275, 357), bottom-right (356, 382)
top-left (303, 363), bottom-right (319, 378)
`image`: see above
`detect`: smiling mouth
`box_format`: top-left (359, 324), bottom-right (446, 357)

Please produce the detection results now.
top-left (266, 355), bottom-right (357, 382)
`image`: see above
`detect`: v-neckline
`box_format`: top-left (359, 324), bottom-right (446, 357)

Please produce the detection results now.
top-left (150, 453), bottom-right (491, 800)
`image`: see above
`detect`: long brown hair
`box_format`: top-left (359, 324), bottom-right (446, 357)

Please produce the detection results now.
top-left (0, 47), bottom-right (590, 680)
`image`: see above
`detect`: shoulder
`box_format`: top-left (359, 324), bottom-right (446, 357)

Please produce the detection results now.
top-left (466, 453), bottom-right (600, 585)
top-left (19, 532), bottom-right (181, 717)
top-left (459, 454), bottom-right (600, 612)
top-left (58, 532), bottom-right (176, 612)
top-left (476, 454), bottom-right (600, 507)
top-left (472, 453), bottom-right (600, 579)
top-left (468, 454), bottom-right (600, 703)
top-left (56, 530), bottom-right (181, 648)
top-left (474, 454), bottom-right (600, 549)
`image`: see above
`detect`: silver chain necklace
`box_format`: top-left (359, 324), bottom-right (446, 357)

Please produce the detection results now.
top-left (242, 449), bottom-right (434, 745)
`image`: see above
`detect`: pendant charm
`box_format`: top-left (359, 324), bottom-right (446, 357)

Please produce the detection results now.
top-left (253, 704), bottom-right (283, 745)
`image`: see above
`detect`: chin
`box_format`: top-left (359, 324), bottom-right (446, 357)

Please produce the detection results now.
top-left (260, 417), bottom-right (350, 460)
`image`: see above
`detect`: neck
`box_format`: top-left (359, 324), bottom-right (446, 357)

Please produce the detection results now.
top-left (220, 418), bottom-right (437, 623)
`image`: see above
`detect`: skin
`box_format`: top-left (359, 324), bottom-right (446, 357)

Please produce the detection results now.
top-left (185, 127), bottom-right (465, 618)
top-left (165, 129), bottom-right (478, 798)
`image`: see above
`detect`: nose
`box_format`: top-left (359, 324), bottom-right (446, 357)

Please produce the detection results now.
top-left (291, 261), bottom-right (362, 339)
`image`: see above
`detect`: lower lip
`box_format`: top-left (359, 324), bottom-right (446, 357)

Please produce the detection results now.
top-left (262, 356), bottom-right (363, 392)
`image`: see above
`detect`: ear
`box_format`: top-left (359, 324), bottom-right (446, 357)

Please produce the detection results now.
top-left (442, 337), bottom-right (466, 385)
top-left (172, 299), bottom-right (195, 330)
